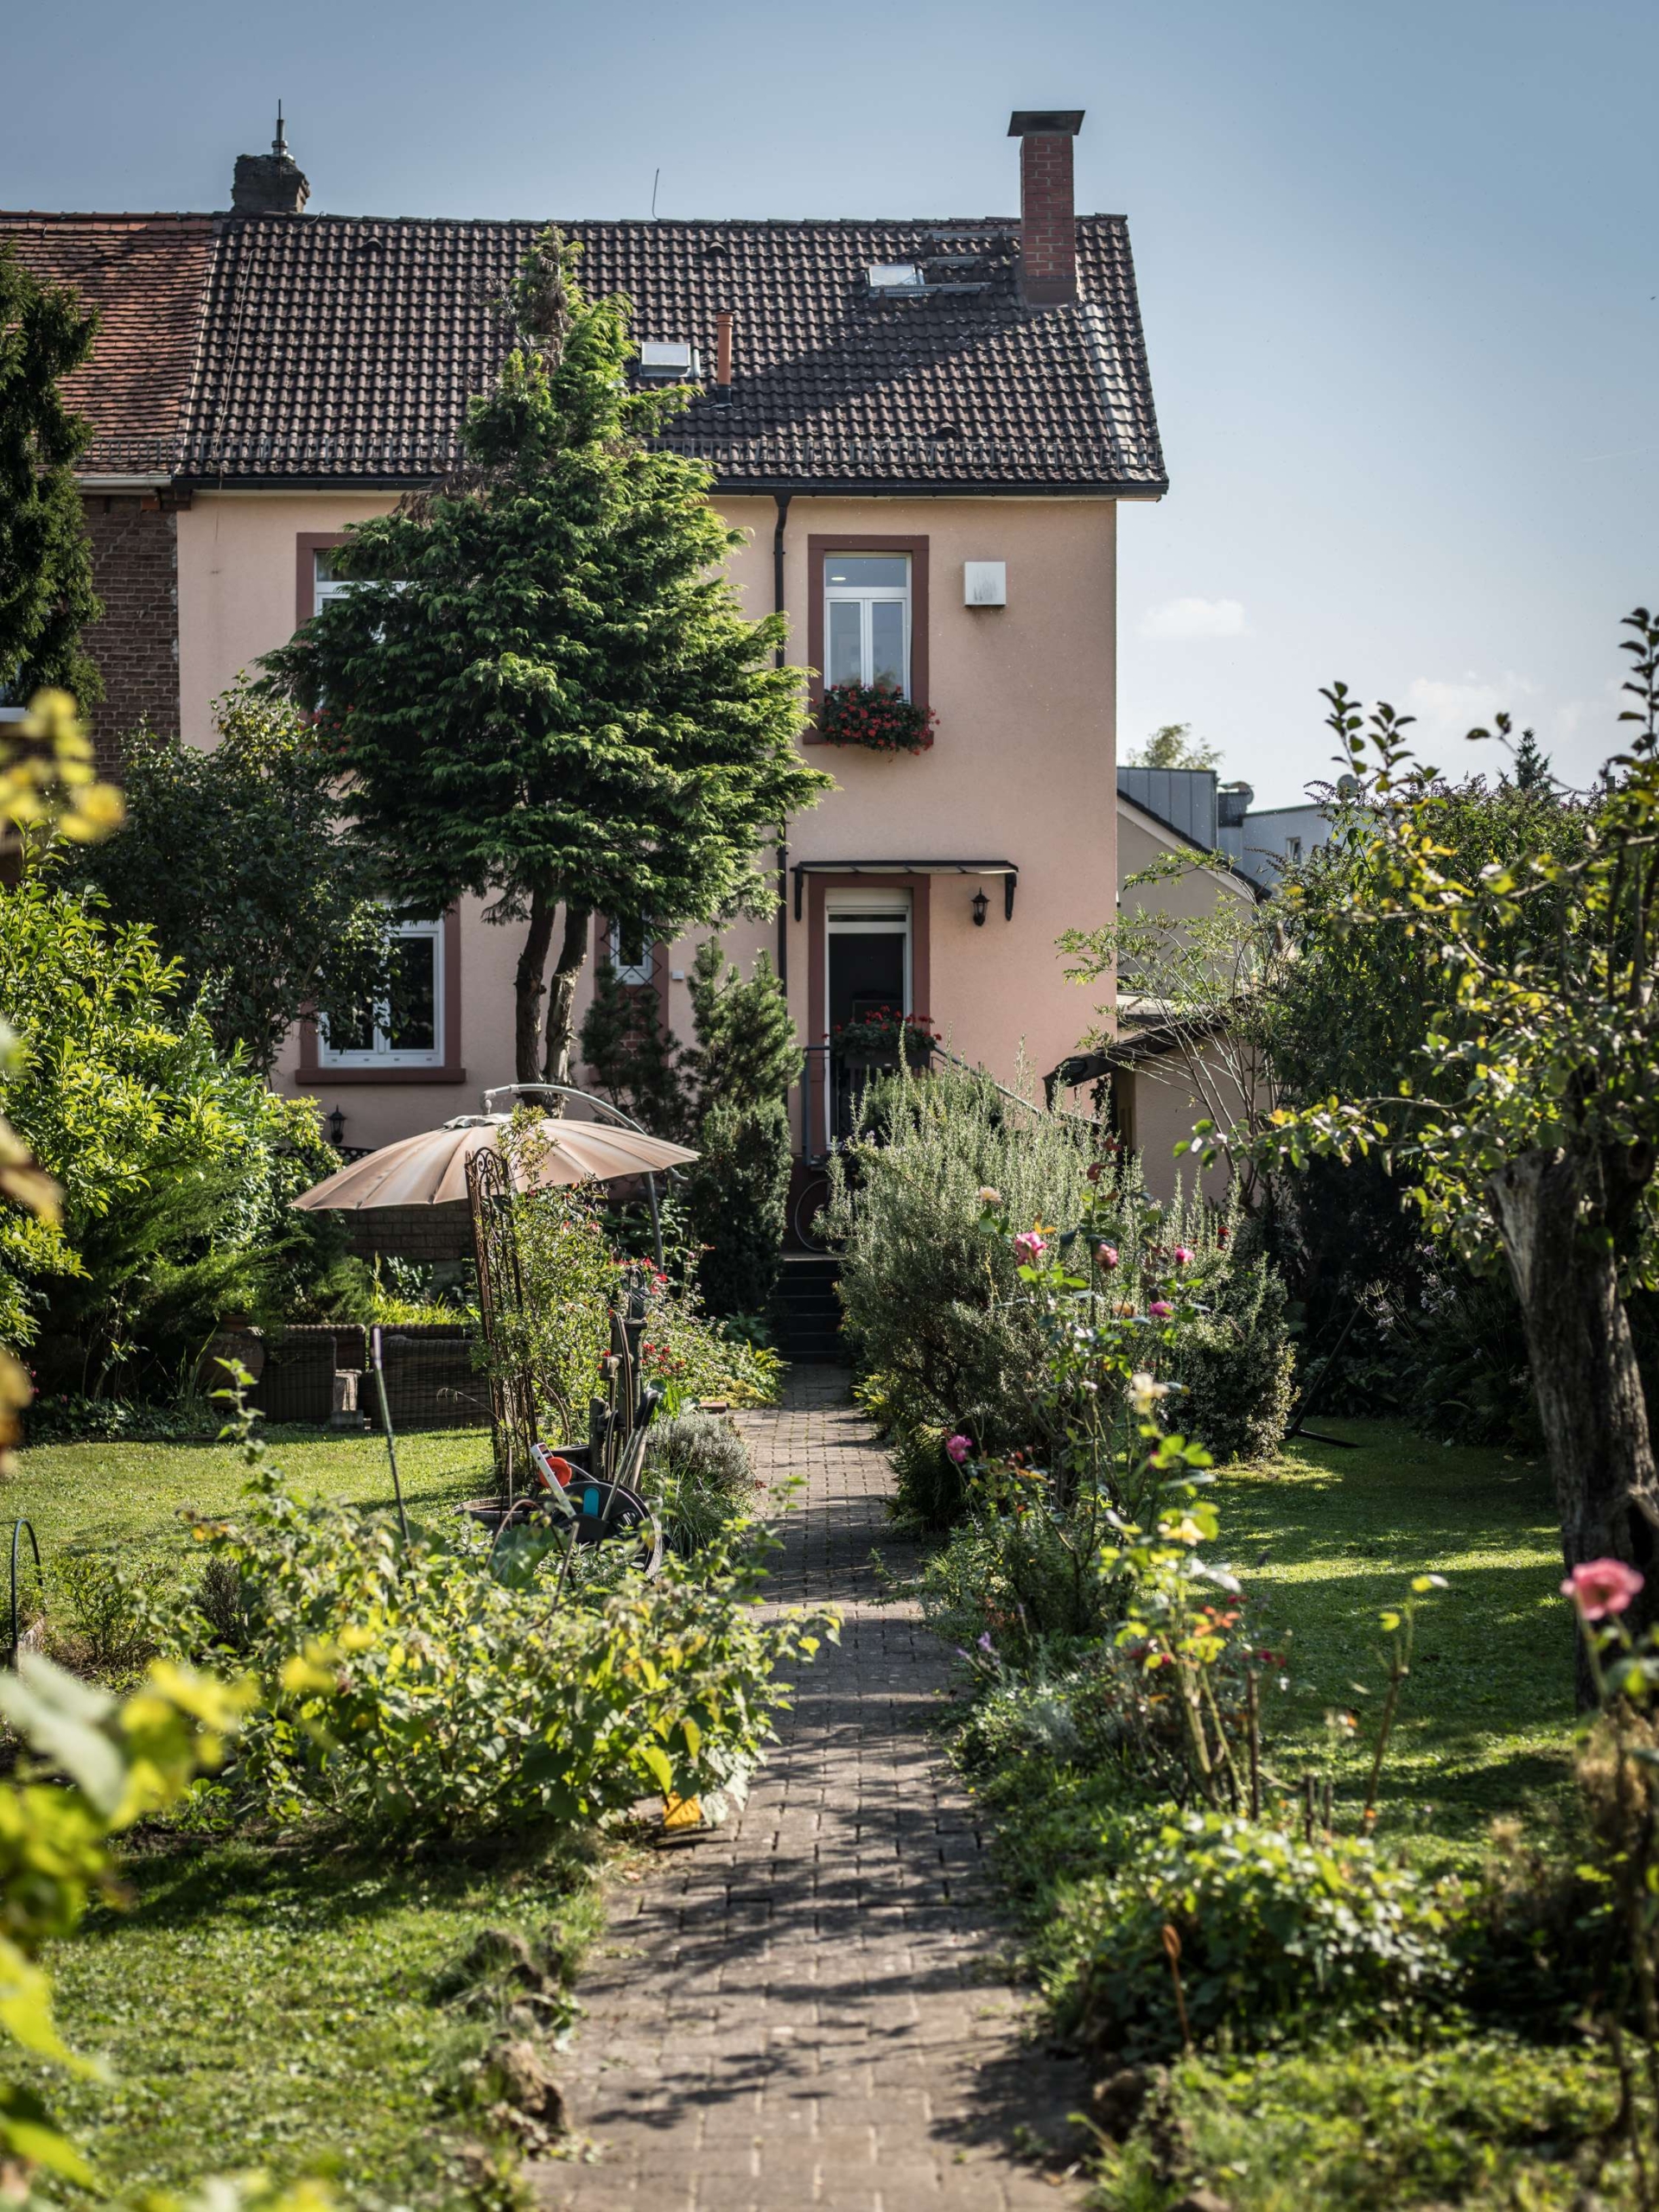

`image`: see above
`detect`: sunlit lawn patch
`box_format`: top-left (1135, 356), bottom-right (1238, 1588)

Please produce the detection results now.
top-left (1217, 1419), bottom-right (1575, 1854)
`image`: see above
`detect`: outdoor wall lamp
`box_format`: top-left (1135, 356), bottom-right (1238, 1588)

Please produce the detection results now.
top-left (971, 887), bottom-right (988, 927)
top-left (325, 1104), bottom-right (346, 1148)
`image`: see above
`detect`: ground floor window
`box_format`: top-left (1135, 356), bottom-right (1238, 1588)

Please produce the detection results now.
top-left (318, 916), bottom-right (444, 1068)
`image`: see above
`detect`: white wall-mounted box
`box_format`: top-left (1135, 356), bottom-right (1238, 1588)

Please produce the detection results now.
top-left (963, 561), bottom-right (1007, 607)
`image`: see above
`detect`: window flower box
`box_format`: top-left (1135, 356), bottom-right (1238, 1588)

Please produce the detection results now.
top-left (817, 681), bottom-right (938, 755)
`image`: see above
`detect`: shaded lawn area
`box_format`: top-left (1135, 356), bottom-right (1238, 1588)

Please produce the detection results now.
top-left (29, 1835), bottom-right (603, 2209)
top-left (1217, 1418), bottom-right (1576, 1854)
top-left (6, 1422), bottom-right (607, 2205)
top-left (6, 1422), bottom-right (493, 1571)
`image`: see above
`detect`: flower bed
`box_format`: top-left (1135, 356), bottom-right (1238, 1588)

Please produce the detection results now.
top-left (830, 1007), bottom-right (938, 1069)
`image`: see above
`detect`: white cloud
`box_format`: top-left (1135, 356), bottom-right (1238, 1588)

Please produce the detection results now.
top-left (1401, 671), bottom-right (1541, 751)
top-left (1138, 596), bottom-right (1249, 642)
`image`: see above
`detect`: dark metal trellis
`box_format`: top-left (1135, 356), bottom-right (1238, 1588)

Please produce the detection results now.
top-left (467, 1145), bottom-right (537, 1492)
top-left (8, 1519), bottom-right (41, 1669)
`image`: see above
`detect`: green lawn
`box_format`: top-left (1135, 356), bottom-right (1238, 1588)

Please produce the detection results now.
top-left (949, 1416), bottom-right (1634, 2209)
top-left (31, 1835), bottom-right (603, 2210)
top-left (1218, 1418), bottom-right (1576, 1854)
top-left (8, 1422), bottom-right (493, 1572)
top-left (7, 1421), bottom-right (605, 2207)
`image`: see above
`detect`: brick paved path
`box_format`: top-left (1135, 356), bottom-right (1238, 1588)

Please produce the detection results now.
top-left (539, 1369), bottom-right (1087, 2212)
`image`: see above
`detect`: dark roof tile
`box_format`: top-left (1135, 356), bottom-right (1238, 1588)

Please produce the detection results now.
top-left (1, 208), bottom-right (1165, 495)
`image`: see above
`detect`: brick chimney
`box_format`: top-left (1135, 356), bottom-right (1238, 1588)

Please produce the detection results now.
top-left (232, 104), bottom-right (310, 215)
top-left (1008, 109), bottom-right (1084, 306)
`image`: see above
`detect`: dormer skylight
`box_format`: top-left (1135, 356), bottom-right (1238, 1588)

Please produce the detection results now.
top-left (867, 263), bottom-right (925, 294)
top-left (637, 340), bottom-right (701, 381)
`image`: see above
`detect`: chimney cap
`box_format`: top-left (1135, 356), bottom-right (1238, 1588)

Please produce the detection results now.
top-left (1008, 109), bottom-right (1084, 137)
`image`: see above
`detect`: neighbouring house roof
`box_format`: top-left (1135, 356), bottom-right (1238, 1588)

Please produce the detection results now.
top-left (1, 213), bottom-right (215, 456)
top-left (1117, 788), bottom-right (1260, 901)
top-left (0, 208), bottom-right (1166, 498)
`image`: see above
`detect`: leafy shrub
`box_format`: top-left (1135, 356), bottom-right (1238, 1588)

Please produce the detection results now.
top-left (22, 1389), bottom-right (217, 1446)
top-left (825, 1065), bottom-right (1291, 1521)
top-left (638, 1277), bottom-right (784, 1408)
top-left (0, 1651), bottom-right (251, 2185)
top-left (643, 1412), bottom-right (754, 1552)
top-left (1052, 1805), bottom-right (1461, 2058)
top-left (48, 1549), bottom-right (165, 1678)
top-left (1170, 1236), bottom-right (1295, 1463)
top-left (1094, 2039), bottom-right (1619, 2212)
top-left (0, 875), bottom-right (337, 1392)
top-left (173, 1422), bottom-right (830, 1836)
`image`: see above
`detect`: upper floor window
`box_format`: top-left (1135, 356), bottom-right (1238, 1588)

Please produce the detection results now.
top-left (318, 915), bottom-right (444, 1068)
top-left (825, 555), bottom-right (911, 697)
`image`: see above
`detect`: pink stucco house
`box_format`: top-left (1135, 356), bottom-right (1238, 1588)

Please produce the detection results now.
top-left (3, 109), bottom-right (1171, 1192)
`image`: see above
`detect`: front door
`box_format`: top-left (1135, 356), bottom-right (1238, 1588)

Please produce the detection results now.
top-left (826, 889), bottom-right (912, 1141)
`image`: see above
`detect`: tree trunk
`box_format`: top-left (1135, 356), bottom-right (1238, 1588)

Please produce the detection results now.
top-left (513, 883), bottom-right (556, 1084)
top-left (541, 903), bottom-right (593, 1099)
top-left (1488, 1145), bottom-right (1659, 1695)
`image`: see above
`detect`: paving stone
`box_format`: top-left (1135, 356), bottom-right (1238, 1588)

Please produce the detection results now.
top-left (534, 1370), bottom-right (1085, 2210)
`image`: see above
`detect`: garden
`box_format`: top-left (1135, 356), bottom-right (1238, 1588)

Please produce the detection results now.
top-left (5, 207), bottom-right (1659, 2211)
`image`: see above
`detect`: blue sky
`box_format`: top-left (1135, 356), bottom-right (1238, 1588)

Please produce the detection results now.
top-left (5, 0), bottom-right (1653, 804)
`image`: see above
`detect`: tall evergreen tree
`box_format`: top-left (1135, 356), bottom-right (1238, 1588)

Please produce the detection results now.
top-left (0, 247), bottom-right (102, 709)
top-left (264, 233), bottom-right (830, 1086)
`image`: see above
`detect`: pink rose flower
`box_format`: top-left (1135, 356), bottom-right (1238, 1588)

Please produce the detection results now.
top-left (1562, 1558), bottom-right (1645, 1621)
top-left (1014, 1231), bottom-right (1048, 1266)
top-left (944, 1433), bottom-right (973, 1465)
top-left (1173, 1245), bottom-right (1194, 1267)
top-left (1149, 1300), bottom-right (1174, 1319)
top-left (1095, 1243), bottom-right (1120, 1269)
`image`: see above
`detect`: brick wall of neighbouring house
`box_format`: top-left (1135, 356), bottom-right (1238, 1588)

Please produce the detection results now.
top-left (81, 494), bottom-right (181, 761)
top-left (339, 1202), bottom-right (474, 1265)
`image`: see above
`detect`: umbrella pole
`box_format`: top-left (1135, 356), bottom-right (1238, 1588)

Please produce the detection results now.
top-left (369, 1325), bottom-right (412, 1543)
top-left (645, 1173), bottom-right (664, 1273)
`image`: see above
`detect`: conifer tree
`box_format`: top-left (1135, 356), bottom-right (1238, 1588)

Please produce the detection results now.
top-left (579, 960), bottom-right (694, 1141)
top-left (0, 247), bottom-right (101, 709)
top-left (685, 939), bottom-right (798, 1117)
top-left (264, 232), bottom-right (830, 1086)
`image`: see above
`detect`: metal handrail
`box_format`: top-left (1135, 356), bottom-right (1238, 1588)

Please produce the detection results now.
top-left (8, 1520), bottom-right (41, 1669)
top-left (480, 1081), bottom-right (677, 1272)
top-left (798, 1039), bottom-right (1099, 1162)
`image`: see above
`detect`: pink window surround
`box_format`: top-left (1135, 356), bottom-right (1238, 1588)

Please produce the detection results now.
top-left (804, 534), bottom-right (931, 746)
top-left (804, 871), bottom-right (932, 1157)
top-left (295, 531), bottom-right (351, 626)
top-left (295, 908), bottom-right (466, 1087)
top-left (289, 532), bottom-right (466, 1087)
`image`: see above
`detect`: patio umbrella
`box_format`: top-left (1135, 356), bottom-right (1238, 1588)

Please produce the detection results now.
top-left (290, 1113), bottom-right (698, 1213)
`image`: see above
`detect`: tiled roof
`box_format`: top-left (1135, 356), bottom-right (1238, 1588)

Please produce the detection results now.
top-left (0, 213), bottom-right (214, 450)
top-left (0, 209), bottom-right (1166, 497)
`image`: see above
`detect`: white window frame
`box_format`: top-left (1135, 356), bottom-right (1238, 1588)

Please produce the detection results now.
top-left (314, 549), bottom-right (354, 618)
top-left (317, 915), bottom-right (446, 1070)
top-left (824, 556), bottom-right (912, 697)
top-left (315, 550), bottom-right (407, 620)
top-left (607, 918), bottom-right (656, 988)
top-left (825, 887), bottom-right (912, 1021)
